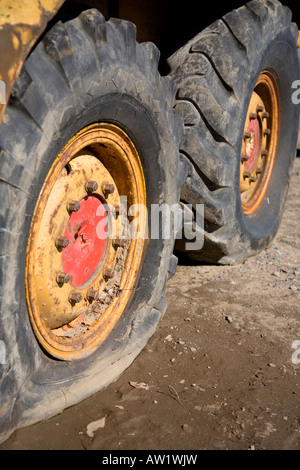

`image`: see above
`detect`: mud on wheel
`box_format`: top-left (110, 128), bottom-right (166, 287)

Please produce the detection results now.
top-left (169, 0), bottom-right (300, 264)
top-left (0, 10), bottom-right (181, 441)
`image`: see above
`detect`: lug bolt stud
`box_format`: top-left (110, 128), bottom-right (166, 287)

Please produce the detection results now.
top-left (261, 149), bottom-right (269, 157)
top-left (113, 238), bottom-right (127, 248)
top-left (56, 236), bottom-right (70, 249)
top-left (256, 168), bottom-right (263, 175)
top-left (87, 289), bottom-right (99, 301)
top-left (264, 128), bottom-right (271, 136)
top-left (249, 175), bottom-right (258, 183)
top-left (244, 132), bottom-right (252, 139)
top-left (243, 171), bottom-right (251, 179)
top-left (103, 267), bottom-right (114, 279)
top-left (56, 271), bottom-right (71, 285)
top-left (256, 105), bottom-right (264, 113)
top-left (69, 291), bottom-right (82, 303)
top-left (102, 183), bottom-right (115, 197)
top-left (262, 111), bottom-right (269, 119)
top-left (85, 180), bottom-right (98, 193)
top-left (241, 154), bottom-right (249, 163)
top-left (249, 113), bottom-right (257, 120)
top-left (67, 200), bottom-right (80, 212)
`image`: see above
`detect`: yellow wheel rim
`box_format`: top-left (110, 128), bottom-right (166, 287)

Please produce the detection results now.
top-left (240, 71), bottom-right (279, 214)
top-left (26, 123), bottom-right (147, 360)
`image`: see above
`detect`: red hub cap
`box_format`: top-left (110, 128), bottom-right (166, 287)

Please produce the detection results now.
top-left (62, 196), bottom-right (107, 288)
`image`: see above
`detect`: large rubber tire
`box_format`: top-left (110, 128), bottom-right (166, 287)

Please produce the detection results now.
top-left (0, 10), bottom-right (181, 443)
top-left (169, 0), bottom-right (300, 264)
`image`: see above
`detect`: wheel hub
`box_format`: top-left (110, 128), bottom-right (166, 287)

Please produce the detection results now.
top-left (26, 123), bottom-right (146, 360)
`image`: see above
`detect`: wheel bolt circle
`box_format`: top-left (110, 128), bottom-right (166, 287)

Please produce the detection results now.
top-left (85, 180), bottom-right (98, 193)
top-left (87, 289), bottom-right (99, 301)
top-left (67, 200), bottom-right (80, 212)
top-left (102, 183), bottom-right (115, 196)
top-left (69, 291), bottom-right (82, 303)
top-left (56, 236), bottom-right (69, 249)
top-left (56, 271), bottom-right (71, 285)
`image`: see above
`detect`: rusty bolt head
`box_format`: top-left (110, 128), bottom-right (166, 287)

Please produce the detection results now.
top-left (244, 132), bottom-right (252, 140)
top-left (261, 149), bottom-right (269, 157)
top-left (113, 238), bottom-right (127, 248)
top-left (86, 289), bottom-right (99, 301)
top-left (56, 271), bottom-right (71, 285)
top-left (67, 200), bottom-right (80, 212)
top-left (69, 291), bottom-right (82, 303)
top-left (249, 175), bottom-right (258, 183)
top-left (103, 267), bottom-right (114, 279)
top-left (262, 111), bottom-right (269, 119)
top-left (256, 105), bottom-right (264, 113)
top-left (243, 171), bottom-right (251, 179)
top-left (56, 236), bottom-right (70, 249)
top-left (256, 168), bottom-right (263, 175)
top-left (241, 154), bottom-right (249, 163)
top-left (102, 183), bottom-right (115, 196)
top-left (249, 113), bottom-right (257, 120)
top-left (264, 128), bottom-right (271, 136)
top-left (85, 180), bottom-right (99, 193)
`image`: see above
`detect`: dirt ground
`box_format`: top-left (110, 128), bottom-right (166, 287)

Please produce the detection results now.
top-left (1, 159), bottom-right (300, 451)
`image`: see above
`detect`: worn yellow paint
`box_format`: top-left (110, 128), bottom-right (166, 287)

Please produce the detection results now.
top-left (0, 0), bottom-right (65, 124)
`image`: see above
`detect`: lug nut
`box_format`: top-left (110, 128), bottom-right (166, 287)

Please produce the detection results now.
top-left (87, 289), bottom-right (99, 301)
top-left (67, 200), bottom-right (80, 212)
top-left (113, 238), bottom-right (127, 248)
top-left (102, 183), bottom-right (115, 196)
top-left (103, 267), bottom-right (114, 279)
top-left (241, 154), bottom-right (249, 163)
top-left (249, 113), bottom-right (257, 120)
top-left (261, 149), bottom-right (269, 157)
top-left (256, 105), bottom-right (264, 113)
top-left (244, 132), bottom-right (252, 139)
top-left (262, 111), bottom-right (269, 119)
top-left (56, 271), bottom-right (71, 285)
top-left (256, 168), bottom-right (263, 175)
top-left (249, 175), bottom-right (258, 183)
top-left (85, 180), bottom-right (98, 193)
top-left (56, 236), bottom-right (70, 249)
top-left (243, 171), bottom-right (251, 179)
top-left (69, 291), bottom-right (82, 303)
top-left (264, 128), bottom-right (271, 136)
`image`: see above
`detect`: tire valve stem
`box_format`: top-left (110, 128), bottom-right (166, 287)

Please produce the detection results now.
top-left (102, 183), bottom-right (115, 197)
top-left (69, 291), bottom-right (82, 304)
top-left (85, 180), bottom-right (99, 193)
top-left (67, 200), bottom-right (80, 212)
top-left (56, 236), bottom-right (70, 250)
top-left (56, 271), bottom-right (71, 285)
top-left (86, 289), bottom-right (99, 301)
